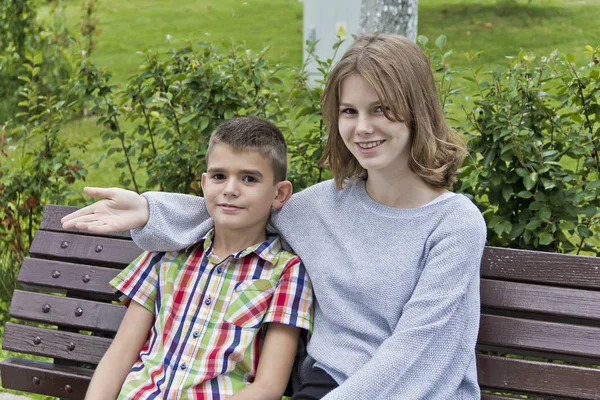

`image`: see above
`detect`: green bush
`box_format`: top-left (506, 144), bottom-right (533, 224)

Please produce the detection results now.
top-left (0, 0), bottom-right (75, 124)
top-left (0, 49), bottom-right (88, 303)
top-left (456, 47), bottom-right (600, 254)
top-left (83, 40), bottom-right (330, 195)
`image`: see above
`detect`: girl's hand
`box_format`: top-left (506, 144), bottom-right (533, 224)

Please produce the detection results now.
top-left (61, 187), bottom-right (149, 233)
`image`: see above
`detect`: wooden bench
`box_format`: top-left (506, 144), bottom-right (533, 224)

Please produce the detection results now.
top-left (1, 204), bottom-right (600, 399)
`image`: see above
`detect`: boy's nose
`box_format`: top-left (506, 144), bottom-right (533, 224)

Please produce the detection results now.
top-left (223, 181), bottom-right (240, 197)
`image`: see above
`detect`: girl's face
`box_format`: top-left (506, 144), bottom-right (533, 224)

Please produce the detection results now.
top-left (338, 74), bottom-right (411, 177)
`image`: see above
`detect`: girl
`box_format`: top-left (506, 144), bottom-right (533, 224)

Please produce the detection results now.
top-left (63, 34), bottom-right (487, 399)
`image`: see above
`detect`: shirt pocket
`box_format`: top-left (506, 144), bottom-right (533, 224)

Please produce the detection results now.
top-left (224, 279), bottom-right (276, 328)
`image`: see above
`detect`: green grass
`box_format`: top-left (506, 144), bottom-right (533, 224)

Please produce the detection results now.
top-left (419, 0), bottom-right (598, 68)
top-left (43, 0), bottom-right (304, 85)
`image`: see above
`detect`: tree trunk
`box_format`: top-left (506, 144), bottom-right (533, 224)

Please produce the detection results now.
top-left (359, 0), bottom-right (418, 41)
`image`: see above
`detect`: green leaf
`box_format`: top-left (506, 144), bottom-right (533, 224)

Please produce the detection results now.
top-left (566, 53), bottom-right (575, 63)
top-left (493, 223), bottom-right (504, 236)
top-left (539, 232), bottom-right (553, 245)
top-left (515, 168), bottom-right (528, 177)
top-left (526, 219), bottom-right (541, 230)
top-left (435, 35), bottom-right (447, 50)
top-left (523, 172), bottom-right (537, 191)
top-left (502, 186), bottom-right (513, 202)
top-left (578, 226), bottom-right (592, 238)
top-left (200, 117), bottom-right (209, 131)
top-left (517, 190), bottom-right (533, 199)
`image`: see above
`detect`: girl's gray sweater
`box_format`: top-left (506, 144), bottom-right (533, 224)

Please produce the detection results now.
top-left (133, 179), bottom-right (487, 399)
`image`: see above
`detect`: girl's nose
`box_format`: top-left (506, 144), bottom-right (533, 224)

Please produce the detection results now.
top-left (355, 114), bottom-right (373, 135)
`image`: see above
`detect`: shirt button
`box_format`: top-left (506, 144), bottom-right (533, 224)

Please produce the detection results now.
top-left (180, 363), bottom-right (186, 370)
top-left (193, 331), bottom-right (199, 338)
top-left (205, 297), bottom-right (211, 305)
top-left (216, 266), bottom-right (223, 274)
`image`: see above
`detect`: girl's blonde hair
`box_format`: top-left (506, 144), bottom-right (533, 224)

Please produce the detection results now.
top-left (319, 34), bottom-right (466, 189)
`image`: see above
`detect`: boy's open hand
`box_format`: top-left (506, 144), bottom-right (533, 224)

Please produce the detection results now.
top-left (61, 187), bottom-right (150, 233)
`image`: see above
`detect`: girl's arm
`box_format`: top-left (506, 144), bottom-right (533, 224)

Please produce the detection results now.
top-left (229, 323), bottom-right (300, 400)
top-left (61, 187), bottom-right (210, 251)
top-left (321, 215), bottom-right (487, 400)
top-left (85, 301), bottom-right (154, 400)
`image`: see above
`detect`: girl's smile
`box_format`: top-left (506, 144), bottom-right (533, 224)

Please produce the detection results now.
top-left (338, 73), bottom-right (411, 177)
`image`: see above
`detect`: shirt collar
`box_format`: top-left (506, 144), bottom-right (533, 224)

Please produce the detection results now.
top-left (199, 228), bottom-right (283, 265)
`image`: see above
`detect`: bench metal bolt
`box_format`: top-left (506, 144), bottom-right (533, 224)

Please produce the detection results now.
top-left (33, 336), bottom-right (42, 345)
top-left (60, 241), bottom-right (69, 249)
top-left (42, 304), bottom-right (51, 313)
top-left (67, 342), bottom-right (76, 351)
top-left (64, 385), bottom-right (73, 393)
top-left (33, 377), bottom-right (40, 385)
top-left (82, 274), bottom-right (91, 283)
top-left (52, 270), bottom-right (61, 279)
top-left (74, 307), bottom-right (83, 317)
top-left (95, 244), bottom-right (103, 253)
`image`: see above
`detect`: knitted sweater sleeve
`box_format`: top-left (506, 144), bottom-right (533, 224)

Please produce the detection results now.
top-left (322, 214), bottom-right (487, 400)
top-left (130, 192), bottom-right (212, 251)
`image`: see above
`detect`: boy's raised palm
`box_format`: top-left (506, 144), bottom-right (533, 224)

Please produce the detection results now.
top-left (61, 187), bottom-right (149, 233)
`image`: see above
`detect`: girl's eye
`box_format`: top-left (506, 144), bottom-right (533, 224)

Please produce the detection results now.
top-left (375, 105), bottom-right (384, 112)
top-left (340, 108), bottom-right (356, 115)
top-left (243, 176), bottom-right (258, 183)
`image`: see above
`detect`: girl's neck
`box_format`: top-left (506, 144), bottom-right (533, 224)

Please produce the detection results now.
top-left (365, 168), bottom-right (447, 209)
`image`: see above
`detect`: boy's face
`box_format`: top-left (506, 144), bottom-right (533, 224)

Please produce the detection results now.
top-left (201, 143), bottom-right (289, 235)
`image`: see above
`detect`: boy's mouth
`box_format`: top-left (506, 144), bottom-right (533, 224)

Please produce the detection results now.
top-left (217, 203), bottom-right (243, 212)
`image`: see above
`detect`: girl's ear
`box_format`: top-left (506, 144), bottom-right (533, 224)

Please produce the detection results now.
top-left (272, 180), bottom-right (293, 209)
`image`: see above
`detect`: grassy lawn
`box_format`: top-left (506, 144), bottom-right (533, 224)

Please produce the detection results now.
top-left (419, 0), bottom-right (598, 68)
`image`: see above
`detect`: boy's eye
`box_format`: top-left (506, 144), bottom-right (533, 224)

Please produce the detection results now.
top-left (242, 176), bottom-right (258, 183)
top-left (375, 105), bottom-right (385, 112)
top-left (212, 174), bottom-right (226, 180)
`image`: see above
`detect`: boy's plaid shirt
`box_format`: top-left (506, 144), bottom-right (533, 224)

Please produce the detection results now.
top-left (110, 229), bottom-right (313, 400)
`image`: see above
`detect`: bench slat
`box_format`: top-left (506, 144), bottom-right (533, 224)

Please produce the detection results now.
top-left (18, 257), bottom-right (120, 297)
top-left (482, 247), bottom-right (600, 290)
top-left (0, 357), bottom-right (92, 400)
top-left (30, 230), bottom-right (142, 268)
top-left (481, 279), bottom-right (600, 322)
top-left (478, 314), bottom-right (600, 360)
top-left (41, 204), bottom-right (131, 239)
top-left (2, 322), bottom-right (111, 364)
top-left (477, 353), bottom-right (600, 399)
top-left (9, 290), bottom-right (125, 333)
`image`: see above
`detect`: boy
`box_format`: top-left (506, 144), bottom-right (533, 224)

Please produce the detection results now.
top-left (84, 116), bottom-right (313, 400)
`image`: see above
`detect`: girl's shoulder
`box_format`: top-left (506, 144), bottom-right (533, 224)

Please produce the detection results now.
top-left (432, 194), bottom-right (487, 239)
top-left (291, 179), bottom-right (354, 203)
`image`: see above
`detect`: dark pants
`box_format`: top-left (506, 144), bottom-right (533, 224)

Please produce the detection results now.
top-left (291, 367), bottom-right (339, 400)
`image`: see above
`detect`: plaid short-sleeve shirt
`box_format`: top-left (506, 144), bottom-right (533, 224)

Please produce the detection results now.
top-left (110, 229), bottom-right (313, 400)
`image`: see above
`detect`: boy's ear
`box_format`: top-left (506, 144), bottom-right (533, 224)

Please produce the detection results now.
top-left (272, 180), bottom-right (293, 209)
top-left (201, 173), bottom-right (207, 191)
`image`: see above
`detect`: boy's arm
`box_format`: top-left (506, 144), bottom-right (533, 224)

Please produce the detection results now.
top-left (85, 300), bottom-right (154, 400)
top-left (229, 323), bottom-right (300, 400)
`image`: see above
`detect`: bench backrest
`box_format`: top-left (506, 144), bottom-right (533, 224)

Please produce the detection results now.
top-left (1, 205), bottom-right (600, 399)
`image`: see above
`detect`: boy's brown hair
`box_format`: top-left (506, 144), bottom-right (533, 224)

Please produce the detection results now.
top-left (320, 34), bottom-right (466, 189)
top-left (208, 116), bottom-right (287, 182)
